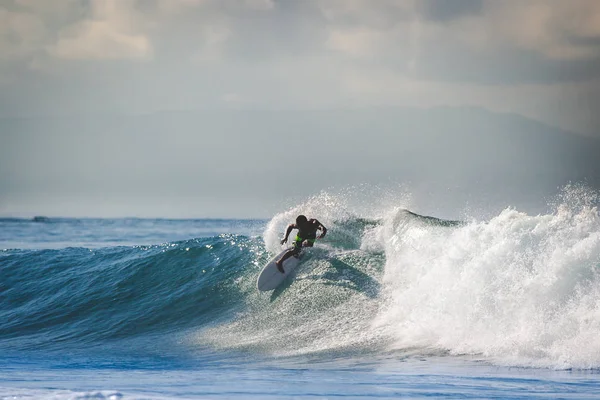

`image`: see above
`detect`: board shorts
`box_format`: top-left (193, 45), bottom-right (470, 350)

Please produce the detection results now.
top-left (292, 235), bottom-right (316, 253)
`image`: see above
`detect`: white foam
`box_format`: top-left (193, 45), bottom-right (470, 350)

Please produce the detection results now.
top-left (0, 388), bottom-right (126, 400)
top-left (206, 185), bottom-right (600, 369)
top-left (373, 198), bottom-right (600, 369)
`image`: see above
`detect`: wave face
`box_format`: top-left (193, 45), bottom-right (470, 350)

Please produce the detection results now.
top-left (0, 235), bottom-right (265, 348)
top-left (1, 186), bottom-right (600, 369)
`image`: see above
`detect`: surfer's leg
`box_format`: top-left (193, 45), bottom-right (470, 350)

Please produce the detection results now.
top-left (275, 250), bottom-right (292, 272)
top-left (276, 245), bottom-right (301, 273)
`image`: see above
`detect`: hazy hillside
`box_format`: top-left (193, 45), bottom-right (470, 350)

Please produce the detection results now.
top-left (2, 106), bottom-right (599, 216)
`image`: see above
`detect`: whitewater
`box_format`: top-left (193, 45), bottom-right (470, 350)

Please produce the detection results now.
top-left (1, 185), bottom-right (600, 398)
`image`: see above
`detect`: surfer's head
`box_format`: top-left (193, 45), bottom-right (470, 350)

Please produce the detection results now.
top-left (296, 215), bottom-right (308, 226)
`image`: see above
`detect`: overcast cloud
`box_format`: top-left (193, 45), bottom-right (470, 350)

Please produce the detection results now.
top-left (1, 0), bottom-right (599, 217)
top-left (0, 0), bottom-right (599, 133)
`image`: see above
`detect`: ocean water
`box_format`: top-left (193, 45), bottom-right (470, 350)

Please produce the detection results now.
top-left (2, 189), bottom-right (600, 399)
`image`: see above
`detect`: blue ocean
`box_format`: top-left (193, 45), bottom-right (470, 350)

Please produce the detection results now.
top-left (2, 191), bottom-right (600, 399)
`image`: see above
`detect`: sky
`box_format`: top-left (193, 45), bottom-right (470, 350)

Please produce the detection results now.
top-left (1, 0), bottom-right (600, 218)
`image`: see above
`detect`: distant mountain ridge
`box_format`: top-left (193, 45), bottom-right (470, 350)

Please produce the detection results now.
top-left (1, 106), bottom-right (598, 217)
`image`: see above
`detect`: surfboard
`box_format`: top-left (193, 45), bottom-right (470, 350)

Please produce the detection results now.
top-left (256, 247), bottom-right (302, 291)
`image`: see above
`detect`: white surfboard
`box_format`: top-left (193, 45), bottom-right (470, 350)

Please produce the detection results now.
top-left (256, 247), bottom-right (302, 291)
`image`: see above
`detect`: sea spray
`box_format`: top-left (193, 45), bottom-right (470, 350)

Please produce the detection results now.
top-left (373, 197), bottom-right (600, 368)
top-left (201, 186), bottom-right (600, 368)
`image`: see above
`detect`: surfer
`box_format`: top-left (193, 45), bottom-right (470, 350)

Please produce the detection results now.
top-left (275, 215), bottom-right (327, 273)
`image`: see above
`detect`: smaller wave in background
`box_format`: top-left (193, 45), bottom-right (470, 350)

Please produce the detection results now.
top-left (0, 218), bottom-right (266, 249)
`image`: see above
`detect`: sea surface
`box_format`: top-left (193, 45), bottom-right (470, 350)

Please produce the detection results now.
top-left (2, 191), bottom-right (600, 399)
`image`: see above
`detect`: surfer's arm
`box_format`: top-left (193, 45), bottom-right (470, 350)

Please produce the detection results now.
top-left (280, 224), bottom-right (296, 244)
top-left (314, 220), bottom-right (327, 239)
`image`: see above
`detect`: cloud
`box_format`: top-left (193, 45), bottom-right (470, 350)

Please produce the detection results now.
top-left (191, 22), bottom-right (232, 64)
top-left (1, 1), bottom-right (600, 219)
top-left (316, 0), bottom-right (414, 28)
top-left (243, 0), bottom-right (275, 10)
top-left (50, 20), bottom-right (152, 60)
top-left (326, 27), bottom-right (386, 57)
top-left (417, 0), bottom-right (483, 22)
top-left (483, 1), bottom-right (600, 61)
top-left (316, 0), bottom-right (600, 84)
top-left (0, 6), bottom-right (45, 60)
top-left (47, 0), bottom-right (152, 60)
top-left (1, 0), bottom-right (599, 68)
top-left (0, 0), bottom-right (599, 135)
